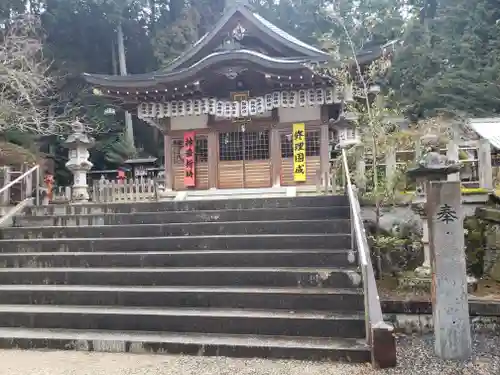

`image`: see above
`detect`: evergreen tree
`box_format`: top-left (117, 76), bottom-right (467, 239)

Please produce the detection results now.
top-left (390, 0), bottom-right (500, 118)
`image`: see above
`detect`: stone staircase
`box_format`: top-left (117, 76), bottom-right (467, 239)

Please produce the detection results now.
top-left (0, 196), bottom-right (372, 362)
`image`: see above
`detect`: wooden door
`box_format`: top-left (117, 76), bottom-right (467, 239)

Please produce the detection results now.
top-left (218, 130), bottom-right (271, 189)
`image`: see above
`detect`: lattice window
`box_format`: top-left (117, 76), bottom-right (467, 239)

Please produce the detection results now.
top-left (196, 138), bottom-right (209, 163)
top-left (219, 131), bottom-right (270, 161)
top-left (245, 131), bottom-right (269, 160)
top-left (173, 139), bottom-right (183, 165)
top-left (280, 131), bottom-right (321, 158)
top-left (172, 138), bottom-right (208, 165)
top-left (219, 132), bottom-right (243, 161)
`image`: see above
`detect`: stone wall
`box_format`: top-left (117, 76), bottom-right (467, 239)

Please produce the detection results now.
top-left (485, 224), bottom-right (500, 281)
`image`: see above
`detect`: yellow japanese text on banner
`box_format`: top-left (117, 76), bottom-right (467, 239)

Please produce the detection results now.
top-left (293, 123), bottom-right (306, 182)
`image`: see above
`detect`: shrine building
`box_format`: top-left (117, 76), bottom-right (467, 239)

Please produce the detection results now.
top-left (84, 1), bottom-right (390, 191)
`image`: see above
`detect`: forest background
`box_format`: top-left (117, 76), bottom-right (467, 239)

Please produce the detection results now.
top-left (1, 0), bottom-right (499, 183)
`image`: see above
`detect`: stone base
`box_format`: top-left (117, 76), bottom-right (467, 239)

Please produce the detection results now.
top-left (71, 185), bottom-right (90, 202)
top-left (398, 271), bottom-right (478, 293)
top-left (414, 265), bottom-right (431, 278)
top-left (398, 272), bottom-right (432, 292)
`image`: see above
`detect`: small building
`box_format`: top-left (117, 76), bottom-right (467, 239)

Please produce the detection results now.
top-left (84, 1), bottom-right (390, 191)
top-left (88, 169), bottom-right (122, 183)
top-left (123, 157), bottom-right (159, 179)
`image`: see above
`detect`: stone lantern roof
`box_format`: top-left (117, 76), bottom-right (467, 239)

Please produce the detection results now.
top-left (64, 120), bottom-right (94, 147)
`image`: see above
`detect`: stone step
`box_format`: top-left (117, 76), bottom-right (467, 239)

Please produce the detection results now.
top-left (0, 327), bottom-right (371, 362)
top-left (14, 207), bottom-right (349, 227)
top-left (0, 249), bottom-right (357, 268)
top-left (1, 220), bottom-right (350, 240)
top-left (0, 285), bottom-right (364, 312)
top-left (0, 234), bottom-right (352, 252)
top-left (0, 305), bottom-right (366, 338)
top-left (0, 267), bottom-right (361, 288)
top-left (24, 196), bottom-right (349, 216)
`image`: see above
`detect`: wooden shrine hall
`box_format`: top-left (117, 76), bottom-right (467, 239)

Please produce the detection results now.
top-left (84, 1), bottom-right (391, 191)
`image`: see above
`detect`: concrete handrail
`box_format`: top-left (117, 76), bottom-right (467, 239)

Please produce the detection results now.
top-left (0, 198), bottom-right (33, 227)
top-left (341, 149), bottom-right (396, 368)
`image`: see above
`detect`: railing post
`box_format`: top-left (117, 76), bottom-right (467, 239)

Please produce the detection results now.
top-left (35, 167), bottom-right (40, 207)
top-left (2, 167), bottom-right (11, 205)
top-left (363, 264), bottom-right (370, 345)
top-left (25, 166), bottom-right (33, 202)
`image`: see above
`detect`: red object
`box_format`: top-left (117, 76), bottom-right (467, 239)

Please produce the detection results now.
top-left (44, 174), bottom-right (54, 200)
top-left (117, 170), bottom-right (125, 181)
top-left (183, 131), bottom-right (196, 187)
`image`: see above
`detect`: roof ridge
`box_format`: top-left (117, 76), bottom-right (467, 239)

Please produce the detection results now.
top-left (163, 4), bottom-right (328, 73)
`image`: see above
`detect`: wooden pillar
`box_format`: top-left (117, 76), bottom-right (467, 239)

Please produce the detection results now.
top-left (320, 123), bottom-right (330, 190)
top-left (208, 129), bottom-right (218, 189)
top-left (164, 133), bottom-right (173, 191)
top-left (270, 126), bottom-right (281, 187)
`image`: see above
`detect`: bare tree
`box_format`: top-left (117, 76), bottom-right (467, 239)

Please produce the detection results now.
top-left (0, 16), bottom-right (99, 135)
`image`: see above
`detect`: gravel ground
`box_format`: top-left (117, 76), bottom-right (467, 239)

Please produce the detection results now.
top-left (0, 333), bottom-right (498, 375)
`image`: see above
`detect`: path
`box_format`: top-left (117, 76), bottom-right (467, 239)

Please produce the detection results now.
top-left (0, 334), bottom-right (497, 375)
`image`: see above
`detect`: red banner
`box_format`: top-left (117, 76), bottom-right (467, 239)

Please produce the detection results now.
top-left (183, 131), bottom-right (196, 187)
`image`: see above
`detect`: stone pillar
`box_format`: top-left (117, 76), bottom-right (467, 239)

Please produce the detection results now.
top-left (415, 212), bottom-right (431, 276)
top-left (412, 137), bottom-right (431, 275)
top-left (427, 181), bottom-right (471, 360)
top-left (414, 137), bottom-right (422, 163)
top-left (478, 139), bottom-right (493, 190)
top-left (385, 148), bottom-right (397, 190)
top-left (447, 138), bottom-right (460, 182)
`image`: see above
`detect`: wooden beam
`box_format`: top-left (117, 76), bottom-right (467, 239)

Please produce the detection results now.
top-left (164, 133), bottom-right (173, 191)
top-left (270, 125), bottom-right (281, 187)
top-left (208, 130), bottom-right (218, 189)
top-left (320, 123), bottom-right (329, 190)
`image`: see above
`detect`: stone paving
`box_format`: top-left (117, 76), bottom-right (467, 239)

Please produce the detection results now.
top-left (0, 333), bottom-right (497, 375)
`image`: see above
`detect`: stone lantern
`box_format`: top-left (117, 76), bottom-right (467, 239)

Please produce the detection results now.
top-left (64, 119), bottom-right (94, 203)
top-left (331, 111), bottom-right (361, 149)
top-left (328, 110), bottom-right (362, 192)
top-left (406, 144), bottom-right (461, 277)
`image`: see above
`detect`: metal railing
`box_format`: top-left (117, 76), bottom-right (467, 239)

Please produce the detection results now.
top-left (0, 165), bottom-right (41, 207)
top-left (340, 149), bottom-right (396, 368)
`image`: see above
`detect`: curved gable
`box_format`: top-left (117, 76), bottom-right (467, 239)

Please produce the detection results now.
top-left (164, 4), bottom-right (329, 72)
